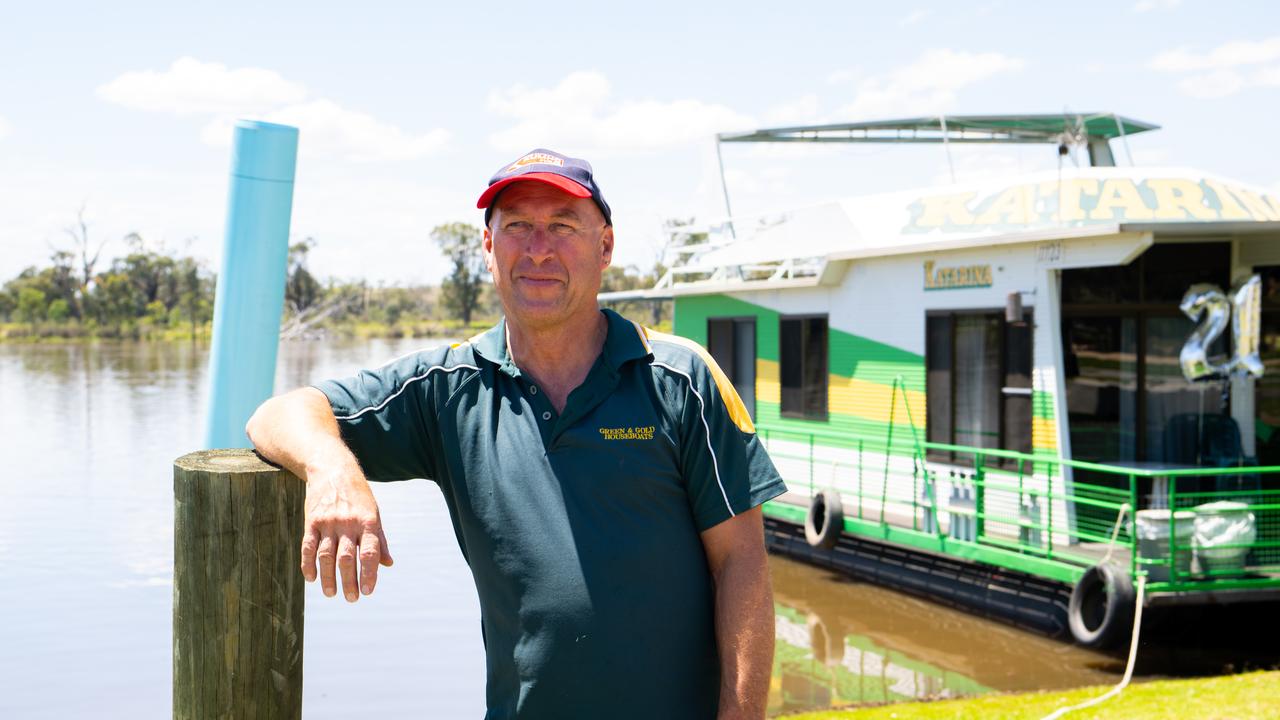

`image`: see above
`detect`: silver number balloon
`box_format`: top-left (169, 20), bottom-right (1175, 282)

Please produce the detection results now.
top-left (1230, 274), bottom-right (1264, 379)
top-left (1179, 274), bottom-right (1266, 382)
top-left (1180, 283), bottom-right (1232, 381)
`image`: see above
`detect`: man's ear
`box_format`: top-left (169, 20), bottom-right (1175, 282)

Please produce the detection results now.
top-left (482, 226), bottom-right (496, 274)
top-left (600, 225), bottom-right (615, 269)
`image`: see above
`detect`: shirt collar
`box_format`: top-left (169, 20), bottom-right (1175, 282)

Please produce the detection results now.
top-left (470, 309), bottom-right (653, 376)
top-left (469, 317), bottom-right (516, 375)
top-left (600, 307), bottom-right (654, 371)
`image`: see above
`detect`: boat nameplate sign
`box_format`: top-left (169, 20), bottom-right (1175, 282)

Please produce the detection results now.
top-left (923, 261), bottom-right (993, 291)
top-left (904, 176), bottom-right (1280, 235)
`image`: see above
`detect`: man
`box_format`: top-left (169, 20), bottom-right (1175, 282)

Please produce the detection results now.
top-left (246, 149), bottom-right (786, 719)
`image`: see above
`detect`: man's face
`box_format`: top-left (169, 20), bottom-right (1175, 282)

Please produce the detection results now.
top-left (483, 182), bottom-right (614, 331)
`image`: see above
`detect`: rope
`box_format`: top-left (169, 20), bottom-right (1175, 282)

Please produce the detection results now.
top-left (1099, 502), bottom-right (1131, 566)
top-left (1039, 574), bottom-right (1147, 720)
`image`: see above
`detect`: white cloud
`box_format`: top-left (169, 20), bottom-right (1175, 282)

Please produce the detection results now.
top-left (99, 57), bottom-right (448, 162)
top-left (200, 100), bottom-right (450, 163)
top-left (763, 95), bottom-right (822, 126)
top-left (837, 49), bottom-right (1025, 119)
top-left (899, 9), bottom-right (932, 26)
top-left (1134, 0), bottom-right (1180, 12)
top-left (1149, 37), bottom-right (1280, 98)
top-left (1149, 36), bottom-right (1280, 71)
top-left (825, 68), bottom-right (863, 86)
top-left (487, 71), bottom-right (755, 155)
top-left (96, 57), bottom-right (307, 115)
top-left (1177, 70), bottom-right (1248, 98)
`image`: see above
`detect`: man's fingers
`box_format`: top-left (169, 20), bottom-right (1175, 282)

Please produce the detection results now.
top-left (377, 525), bottom-right (394, 567)
top-left (359, 530), bottom-right (382, 596)
top-left (317, 534), bottom-right (338, 597)
top-left (300, 528), bottom-right (319, 582)
top-left (338, 535), bottom-right (359, 602)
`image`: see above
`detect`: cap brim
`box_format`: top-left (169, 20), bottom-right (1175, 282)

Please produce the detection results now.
top-left (476, 172), bottom-right (592, 209)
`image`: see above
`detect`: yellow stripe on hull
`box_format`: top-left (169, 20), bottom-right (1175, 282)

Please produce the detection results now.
top-left (756, 359), bottom-right (925, 426)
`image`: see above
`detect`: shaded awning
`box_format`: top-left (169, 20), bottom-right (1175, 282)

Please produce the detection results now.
top-left (718, 113), bottom-right (1159, 145)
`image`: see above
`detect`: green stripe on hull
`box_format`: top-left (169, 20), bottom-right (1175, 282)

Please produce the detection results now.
top-left (675, 294), bottom-right (1058, 450)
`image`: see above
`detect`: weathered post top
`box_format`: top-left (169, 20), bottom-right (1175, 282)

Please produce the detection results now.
top-left (173, 448), bottom-right (305, 720)
top-left (176, 447), bottom-right (283, 473)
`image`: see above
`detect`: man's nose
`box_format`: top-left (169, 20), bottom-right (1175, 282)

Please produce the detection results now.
top-left (523, 227), bottom-right (555, 263)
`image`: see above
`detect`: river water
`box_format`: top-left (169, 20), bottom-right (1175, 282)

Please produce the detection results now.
top-left (1, 339), bottom-right (1139, 717)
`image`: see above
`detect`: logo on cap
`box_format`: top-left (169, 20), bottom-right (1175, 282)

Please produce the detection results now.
top-left (506, 152), bottom-right (565, 172)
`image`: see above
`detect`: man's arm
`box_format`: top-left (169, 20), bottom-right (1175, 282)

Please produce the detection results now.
top-left (245, 387), bottom-right (393, 602)
top-left (701, 506), bottom-right (774, 720)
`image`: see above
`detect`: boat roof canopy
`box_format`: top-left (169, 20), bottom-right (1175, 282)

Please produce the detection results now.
top-left (718, 113), bottom-right (1160, 145)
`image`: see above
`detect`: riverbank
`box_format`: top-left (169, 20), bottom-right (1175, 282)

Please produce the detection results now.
top-left (782, 670), bottom-right (1280, 719)
top-left (0, 319), bottom-right (495, 343)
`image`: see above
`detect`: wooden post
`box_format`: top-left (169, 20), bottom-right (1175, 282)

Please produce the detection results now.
top-left (173, 449), bottom-right (305, 719)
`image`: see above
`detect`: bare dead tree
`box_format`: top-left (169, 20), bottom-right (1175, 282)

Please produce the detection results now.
top-left (63, 203), bottom-right (110, 290)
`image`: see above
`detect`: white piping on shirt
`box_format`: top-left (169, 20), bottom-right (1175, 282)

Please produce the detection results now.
top-left (334, 363), bottom-right (479, 420)
top-left (652, 361), bottom-right (735, 519)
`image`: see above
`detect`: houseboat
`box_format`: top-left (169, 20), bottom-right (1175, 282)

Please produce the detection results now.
top-left (603, 114), bottom-right (1280, 647)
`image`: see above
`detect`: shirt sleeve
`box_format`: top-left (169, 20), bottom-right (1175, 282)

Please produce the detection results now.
top-left (677, 355), bottom-right (787, 531)
top-left (311, 351), bottom-right (445, 482)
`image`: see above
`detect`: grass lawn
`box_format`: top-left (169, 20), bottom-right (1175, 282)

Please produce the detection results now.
top-left (781, 670), bottom-right (1280, 720)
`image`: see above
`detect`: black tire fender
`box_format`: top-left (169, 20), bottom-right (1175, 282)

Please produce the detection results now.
top-left (804, 489), bottom-right (844, 550)
top-left (1068, 563), bottom-right (1136, 649)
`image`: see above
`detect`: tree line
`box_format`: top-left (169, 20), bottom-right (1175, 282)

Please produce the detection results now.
top-left (0, 219), bottom-right (669, 340)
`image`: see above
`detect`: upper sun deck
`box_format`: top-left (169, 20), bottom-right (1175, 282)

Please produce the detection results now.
top-left (602, 114), bottom-right (1280, 300)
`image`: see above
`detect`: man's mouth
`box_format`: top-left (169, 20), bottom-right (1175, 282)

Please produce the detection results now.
top-left (517, 275), bottom-right (563, 286)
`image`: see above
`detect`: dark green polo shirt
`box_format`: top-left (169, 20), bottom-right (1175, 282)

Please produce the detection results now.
top-left (315, 308), bottom-right (786, 719)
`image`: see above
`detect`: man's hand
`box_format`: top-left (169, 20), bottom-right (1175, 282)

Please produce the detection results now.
top-left (245, 386), bottom-right (395, 602)
top-left (301, 465), bottom-right (394, 602)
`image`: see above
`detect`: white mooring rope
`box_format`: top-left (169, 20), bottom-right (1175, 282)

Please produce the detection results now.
top-left (1098, 503), bottom-right (1131, 566)
top-left (1039, 573), bottom-right (1147, 720)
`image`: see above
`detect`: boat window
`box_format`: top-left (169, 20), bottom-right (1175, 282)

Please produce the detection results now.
top-left (707, 317), bottom-right (757, 420)
top-left (780, 316), bottom-right (828, 420)
top-left (1254, 266), bottom-right (1280, 465)
top-left (1061, 241), bottom-right (1231, 463)
top-left (926, 310), bottom-right (1033, 464)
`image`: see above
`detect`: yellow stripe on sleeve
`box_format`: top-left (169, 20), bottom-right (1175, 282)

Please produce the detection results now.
top-left (647, 330), bottom-right (756, 434)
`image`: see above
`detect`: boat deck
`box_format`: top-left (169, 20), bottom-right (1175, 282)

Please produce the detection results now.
top-left (773, 492), bottom-right (1134, 569)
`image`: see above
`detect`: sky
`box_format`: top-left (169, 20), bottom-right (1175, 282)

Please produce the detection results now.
top-left (2, 0), bottom-right (1279, 285)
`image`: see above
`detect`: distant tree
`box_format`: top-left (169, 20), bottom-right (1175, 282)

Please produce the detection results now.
top-left (599, 262), bottom-right (669, 328)
top-left (47, 251), bottom-right (81, 319)
top-left (16, 287), bottom-right (47, 323)
top-left (47, 299), bottom-right (70, 323)
top-left (285, 238), bottom-right (321, 313)
top-left (432, 222), bottom-right (485, 325)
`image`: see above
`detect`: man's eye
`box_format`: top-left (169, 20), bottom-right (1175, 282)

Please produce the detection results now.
top-left (506, 222), bottom-right (531, 232)
top-left (550, 223), bottom-right (575, 235)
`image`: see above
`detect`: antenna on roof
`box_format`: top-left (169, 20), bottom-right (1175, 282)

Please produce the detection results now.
top-left (714, 137), bottom-right (736, 239)
top-left (940, 114), bottom-right (956, 183)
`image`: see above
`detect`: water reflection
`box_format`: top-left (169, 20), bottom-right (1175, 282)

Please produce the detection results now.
top-left (765, 556), bottom-right (1117, 716)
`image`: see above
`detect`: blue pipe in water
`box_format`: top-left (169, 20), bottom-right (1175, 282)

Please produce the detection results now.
top-left (203, 120), bottom-right (299, 449)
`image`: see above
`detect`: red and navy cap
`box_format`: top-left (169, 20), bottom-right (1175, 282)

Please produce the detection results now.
top-left (476, 148), bottom-right (612, 226)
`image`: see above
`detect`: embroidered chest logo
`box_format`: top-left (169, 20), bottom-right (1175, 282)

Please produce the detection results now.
top-left (598, 426), bottom-right (656, 441)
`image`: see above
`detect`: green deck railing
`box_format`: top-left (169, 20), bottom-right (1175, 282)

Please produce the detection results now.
top-left (759, 423), bottom-right (1280, 596)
